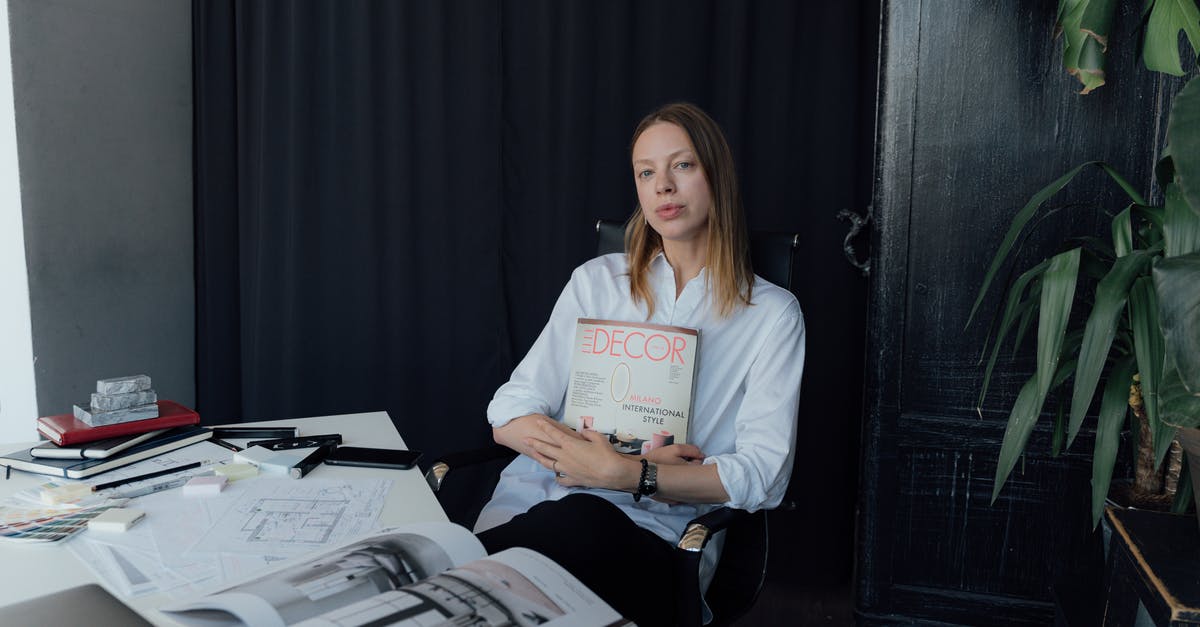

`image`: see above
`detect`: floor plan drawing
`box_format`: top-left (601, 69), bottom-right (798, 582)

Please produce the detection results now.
top-left (192, 478), bottom-right (392, 557)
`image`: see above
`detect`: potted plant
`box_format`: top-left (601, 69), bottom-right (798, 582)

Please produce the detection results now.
top-left (972, 1), bottom-right (1200, 529)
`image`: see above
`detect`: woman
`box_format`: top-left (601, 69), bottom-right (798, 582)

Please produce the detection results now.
top-left (475, 103), bottom-right (806, 626)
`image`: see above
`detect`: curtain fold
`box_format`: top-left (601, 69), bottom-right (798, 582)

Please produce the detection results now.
top-left (194, 1), bottom-right (506, 458)
top-left (194, 0), bottom-right (871, 581)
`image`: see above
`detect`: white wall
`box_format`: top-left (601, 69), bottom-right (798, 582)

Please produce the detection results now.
top-left (0, 0), bottom-right (37, 442)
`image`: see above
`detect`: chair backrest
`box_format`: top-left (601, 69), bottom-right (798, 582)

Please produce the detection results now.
top-left (595, 219), bottom-right (798, 290)
top-left (595, 217), bottom-right (799, 626)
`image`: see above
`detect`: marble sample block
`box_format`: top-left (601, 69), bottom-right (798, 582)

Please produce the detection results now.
top-left (88, 508), bottom-right (145, 532)
top-left (90, 389), bottom-right (158, 411)
top-left (96, 374), bottom-right (152, 395)
top-left (73, 402), bottom-right (159, 427)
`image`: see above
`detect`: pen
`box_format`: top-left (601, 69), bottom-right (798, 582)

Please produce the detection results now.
top-left (290, 445), bottom-right (335, 479)
top-left (212, 426), bottom-right (299, 439)
top-left (92, 461), bottom-right (203, 492)
top-left (111, 471), bottom-right (214, 498)
top-left (251, 434), bottom-right (342, 451)
top-left (210, 438), bottom-right (244, 453)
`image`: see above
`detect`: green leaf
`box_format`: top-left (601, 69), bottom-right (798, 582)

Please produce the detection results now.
top-left (1154, 252), bottom-right (1200, 394)
top-left (1169, 77), bottom-right (1200, 217)
top-left (1143, 0), bottom-right (1200, 76)
top-left (1157, 150), bottom-right (1176, 192)
top-left (978, 260), bottom-right (1050, 406)
top-left (1172, 458), bottom-right (1193, 514)
top-left (1051, 358), bottom-right (1079, 458)
top-left (1165, 182), bottom-right (1200, 256)
top-left (993, 377), bottom-right (1043, 503)
top-left (1130, 277), bottom-right (1173, 466)
top-left (1135, 203), bottom-right (1167, 232)
top-left (1014, 292), bottom-right (1041, 357)
top-left (1060, 0), bottom-right (1089, 71)
top-left (1161, 362), bottom-right (1200, 428)
top-left (1113, 205), bottom-right (1134, 257)
top-left (1092, 355), bottom-right (1136, 528)
top-left (968, 162), bottom-right (1146, 329)
top-left (1059, 0), bottom-right (1118, 93)
top-left (1068, 249), bottom-right (1157, 446)
top-left (1038, 248), bottom-right (1082, 401)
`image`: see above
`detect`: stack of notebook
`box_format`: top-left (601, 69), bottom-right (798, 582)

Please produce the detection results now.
top-left (0, 399), bottom-right (209, 479)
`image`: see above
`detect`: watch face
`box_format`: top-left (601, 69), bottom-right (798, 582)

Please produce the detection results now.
top-left (641, 463), bottom-right (658, 495)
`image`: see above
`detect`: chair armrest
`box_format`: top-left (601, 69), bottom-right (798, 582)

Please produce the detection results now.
top-left (676, 506), bottom-right (751, 552)
top-left (424, 444), bottom-right (518, 493)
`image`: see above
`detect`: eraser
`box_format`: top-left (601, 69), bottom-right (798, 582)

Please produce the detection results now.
top-left (257, 453), bottom-right (298, 475)
top-left (88, 508), bottom-right (145, 532)
top-left (233, 445), bottom-right (278, 466)
top-left (182, 475), bottom-right (227, 496)
top-left (215, 463), bottom-right (258, 482)
top-left (40, 483), bottom-right (93, 505)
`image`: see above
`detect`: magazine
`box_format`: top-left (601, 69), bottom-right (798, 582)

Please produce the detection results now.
top-left (163, 521), bottom-right (629, 627)
top-left (563, 318), bottom-right (699, 454)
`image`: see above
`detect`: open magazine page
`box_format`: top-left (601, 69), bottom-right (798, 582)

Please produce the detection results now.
top-left (163, 522), bottom-right (487, 627)
top-left (293, 548), bottom-right (628, 627)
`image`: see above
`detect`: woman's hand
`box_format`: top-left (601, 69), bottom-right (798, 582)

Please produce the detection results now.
top-left (492, 414), bottom-right (585, 465)
top-left (644, 443), bottom-right (705, 466)
top-left (524, 422), bottom-right (729, 505)
top-left (526, 421), bottom-right (641, 492)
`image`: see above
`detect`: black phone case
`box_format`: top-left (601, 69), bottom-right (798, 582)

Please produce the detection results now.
top-left (323, 449), bottom-right (422, 470)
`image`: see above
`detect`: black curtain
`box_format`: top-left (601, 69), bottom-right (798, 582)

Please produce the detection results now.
top-left (195, 0), bottom-right (874, 583)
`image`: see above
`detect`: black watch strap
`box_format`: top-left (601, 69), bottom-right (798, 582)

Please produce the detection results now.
top-left (635, 459), bottom-right (658, 501)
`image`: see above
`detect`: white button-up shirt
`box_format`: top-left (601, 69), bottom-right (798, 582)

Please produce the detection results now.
top-left (476, 251), bottom-right (806, 592)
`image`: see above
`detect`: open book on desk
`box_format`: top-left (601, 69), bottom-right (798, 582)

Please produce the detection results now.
top-left (164, 521), bottom-right (629, 627)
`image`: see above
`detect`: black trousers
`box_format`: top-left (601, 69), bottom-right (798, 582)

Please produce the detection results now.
top-left (476, 493), bottom-right (687, 627)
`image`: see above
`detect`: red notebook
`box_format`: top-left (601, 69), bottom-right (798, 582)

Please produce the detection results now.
top-left (37, 400), bottom-right (201, 446)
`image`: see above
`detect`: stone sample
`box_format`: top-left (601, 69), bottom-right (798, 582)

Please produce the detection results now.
top-left (96, 374), bottom-right (152, 395)
top-left (91, 389), bottom-right (158, 411)
top-left (73, 402), bottom-right (159, 427)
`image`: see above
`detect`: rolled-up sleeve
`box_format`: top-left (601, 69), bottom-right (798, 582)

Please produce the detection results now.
top-left (487, 269), bottom-right (588, 429)
top-left (704, 304), bottom-right (806, 511)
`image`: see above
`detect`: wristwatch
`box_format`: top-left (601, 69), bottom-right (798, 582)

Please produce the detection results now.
top-left (635, 459), bottom-right (658, 501)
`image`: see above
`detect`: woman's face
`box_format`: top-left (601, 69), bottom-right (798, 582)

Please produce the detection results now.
top-left (632, 122), bottom-right (712, 246)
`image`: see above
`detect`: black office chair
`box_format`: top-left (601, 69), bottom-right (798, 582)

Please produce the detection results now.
top-left (425, 218), bottom-right (800, 626)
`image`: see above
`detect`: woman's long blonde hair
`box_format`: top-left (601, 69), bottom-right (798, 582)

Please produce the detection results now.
top-left (625, 103), bottom-right (753, 318)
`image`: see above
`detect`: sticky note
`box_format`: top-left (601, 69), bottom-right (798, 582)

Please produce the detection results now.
top-left (182, 475), bottom-right (227, 496)
top-left (215, 463), bottom-right (258, 482)
top-left (88, 508), bottom-right (145, 532)
top-left (40, 483), bottom-right (93, 505)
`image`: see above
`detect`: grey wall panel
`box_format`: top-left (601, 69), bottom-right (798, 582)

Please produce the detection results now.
top-left (9, 0), bottom-right (193, 413)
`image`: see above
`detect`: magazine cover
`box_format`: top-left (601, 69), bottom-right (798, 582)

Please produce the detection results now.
top-left (563, 318), bottom-right (699, 453)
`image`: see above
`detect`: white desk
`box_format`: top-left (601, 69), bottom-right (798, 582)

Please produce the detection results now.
top-left (0, 410), bottom-right (447, 625)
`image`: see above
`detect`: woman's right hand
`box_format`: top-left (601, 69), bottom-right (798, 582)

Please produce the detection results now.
top-left (644, 443), bottom-right (705, 466)
top-left (492, 414), bottom-right (585, 466)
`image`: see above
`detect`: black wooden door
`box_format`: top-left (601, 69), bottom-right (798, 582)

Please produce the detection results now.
top-left (857, 1), bottom-right (1186, 624)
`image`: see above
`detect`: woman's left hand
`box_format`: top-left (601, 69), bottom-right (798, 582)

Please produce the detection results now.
top-left (526, 421), bottom-right (639, 491)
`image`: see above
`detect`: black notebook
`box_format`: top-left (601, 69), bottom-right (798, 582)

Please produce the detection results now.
top-left (29, 428), bottom-right (168, 459)
top-left (0, 426), bottom-right (212, 479)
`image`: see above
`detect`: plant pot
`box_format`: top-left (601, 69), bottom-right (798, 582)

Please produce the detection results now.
top-left (1176, 427), bottom-right (1200, 536)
